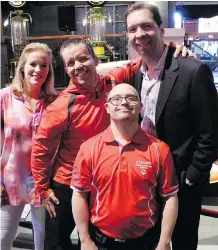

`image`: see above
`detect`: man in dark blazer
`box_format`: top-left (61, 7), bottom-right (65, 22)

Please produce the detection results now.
top-left (109, 3), bottom-right (217, 250)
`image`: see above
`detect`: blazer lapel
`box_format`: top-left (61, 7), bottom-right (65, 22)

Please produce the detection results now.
top-left (155, 49), bottom-right (179, 124)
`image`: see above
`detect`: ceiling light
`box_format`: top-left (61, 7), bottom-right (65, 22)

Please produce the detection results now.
top-left (4, 19), bottom-right (9, 27)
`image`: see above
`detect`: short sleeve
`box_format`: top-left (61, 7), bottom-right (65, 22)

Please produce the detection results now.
top-left (70, 143), bottom-right (92, 192)
top-left (157, 145), bottom-right (179, 196)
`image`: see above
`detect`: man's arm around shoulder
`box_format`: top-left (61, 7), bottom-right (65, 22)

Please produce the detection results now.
top-left (105, 57), bottom-right (142, 85)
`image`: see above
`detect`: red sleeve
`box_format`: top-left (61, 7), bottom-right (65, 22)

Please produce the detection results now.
top-left (105, 66), bottom-right (129, 84)
top-left (157, 143), bottom-right (179, 196)
top-left (105, 58), bottom-right (142, 85)
top-left (70, 142), bottom-right (92, 192)
top-left (31, 94), bottom-right (68, 199)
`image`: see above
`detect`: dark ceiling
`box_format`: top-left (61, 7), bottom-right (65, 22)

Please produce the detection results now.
top-left (176, 4), bottom-right (218, 18)
top-left (1, 1), bottom-right (126, 11)
top-left (1, 0), bottom-right (132, 11)
top-left (1, 1), bottom-right (87, 11)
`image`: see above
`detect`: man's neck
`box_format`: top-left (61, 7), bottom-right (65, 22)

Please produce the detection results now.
top-left (71, 74), bottom-right (100, 91)
top-left (110, 120), bottom-right (139, 146)
top-left (142, 43), bottom-right (165, 76)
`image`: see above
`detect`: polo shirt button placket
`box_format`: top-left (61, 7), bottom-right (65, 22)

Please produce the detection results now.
top-left (119, 155), bottom-right (128, 172)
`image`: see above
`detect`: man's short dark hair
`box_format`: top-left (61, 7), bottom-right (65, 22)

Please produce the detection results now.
top-left (60, 38), bottom-right (96, 59)
top-left (125, 3), bottom-right (163, 28)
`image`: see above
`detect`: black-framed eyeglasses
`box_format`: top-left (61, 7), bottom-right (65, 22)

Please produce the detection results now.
top-left (107, 95), bottom-right (139, 106)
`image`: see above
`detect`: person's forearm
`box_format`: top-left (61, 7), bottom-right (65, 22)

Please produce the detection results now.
top-left (72, 191), bottom-right (91, 243)
top-left (31, 144), bottom-right (51, 199)
top-left (31, 133), bottom-right (63, 199)
top-left (158, 194), bottom-right (178, 247)
top-left (31, 103), bottom-right (67, 198)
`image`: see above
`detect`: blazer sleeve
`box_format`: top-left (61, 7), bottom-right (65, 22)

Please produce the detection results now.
top-left (186, 63), bottom-right (218, 184)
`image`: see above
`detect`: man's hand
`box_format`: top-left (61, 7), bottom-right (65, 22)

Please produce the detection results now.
top-left (0, 183), bottom-right (5, 197)
top-left (0, 183), bottom-right (9, 206)
top-left (155, 242), bottom-right (171, 250)
top-left (81, 238), bottom-right (98, 250)
top-left (169, 41), bottom-right (197, 58)
top-left (43, 190), bottom-right (59, 218)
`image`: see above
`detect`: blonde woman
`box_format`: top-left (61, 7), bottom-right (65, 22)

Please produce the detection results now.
top-left (0, 43), bottom-right (58, 250)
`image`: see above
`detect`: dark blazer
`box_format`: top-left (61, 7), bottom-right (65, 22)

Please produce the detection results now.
top-left (130, 47), bottom-right (218, 184)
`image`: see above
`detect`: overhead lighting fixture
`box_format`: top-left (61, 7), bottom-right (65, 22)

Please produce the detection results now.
top-left (174, 12), bottom-right (182, 28)
top-left (4, 18), bottom-right (9, 27)
top-left (83, 18), bottom-right (87, 26)
top-left (108, 13), bottom-right (112, 23)
top-left (9, 1), bottom-right (26, 8)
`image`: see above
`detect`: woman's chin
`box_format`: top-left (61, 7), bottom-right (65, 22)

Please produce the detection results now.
top-left (27, 81), bottom-right (44, 87)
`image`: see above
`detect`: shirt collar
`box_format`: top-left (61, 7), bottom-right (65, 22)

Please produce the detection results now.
top-left (12, 88), bottom-right (46, 100)
top-left (103, 126), bottom-right (145, 145)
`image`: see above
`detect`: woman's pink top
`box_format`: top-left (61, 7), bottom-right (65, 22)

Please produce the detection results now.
top-left (1, 86), bottom-right (55, 206)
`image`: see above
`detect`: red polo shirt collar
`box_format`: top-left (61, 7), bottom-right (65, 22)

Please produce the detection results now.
top-left (103, 126), bottom-right (145, 145)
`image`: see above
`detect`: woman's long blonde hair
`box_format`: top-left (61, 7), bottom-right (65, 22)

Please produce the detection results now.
top-left (12, 42), bottom-right (57, 96)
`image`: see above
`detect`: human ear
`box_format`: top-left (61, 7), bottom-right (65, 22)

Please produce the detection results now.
top-left (104, 102), bottom-right (110, 114)
top-left (160, 24), bottom-right (165, 38)
top-left (94, 56), bottom-right (99, 66)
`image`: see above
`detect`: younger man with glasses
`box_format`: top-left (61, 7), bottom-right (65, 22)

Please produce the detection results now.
top-left (71, 84), bottom-right (179, 250)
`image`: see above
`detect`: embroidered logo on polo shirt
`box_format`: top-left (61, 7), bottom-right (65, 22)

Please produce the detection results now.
top-left (136, 160), bottom-right (152, 175)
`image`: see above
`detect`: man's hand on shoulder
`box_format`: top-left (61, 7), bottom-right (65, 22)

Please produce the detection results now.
top-left (169, 41), bottom-right (197, 58)
top-left (43, 190), bottom-right (59, 218)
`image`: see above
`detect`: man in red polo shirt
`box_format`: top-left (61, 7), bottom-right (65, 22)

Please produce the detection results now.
top-left (71, 84), bottom-right (179, 250)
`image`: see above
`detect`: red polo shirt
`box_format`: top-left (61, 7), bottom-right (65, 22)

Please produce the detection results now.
top-left (71, 126), bottom-right (178, 239)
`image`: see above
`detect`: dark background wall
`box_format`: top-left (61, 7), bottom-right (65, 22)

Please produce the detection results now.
top-left (1, 1), bottom-right (217, 86)
top-left (2, 1), bottom-right (83, 37)
top-left (1, 1), bottom-right (173, 38)
top-left (1, 1), bottom-right (132, 37)
top-left (1, 1), bottom-right (133, 86)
